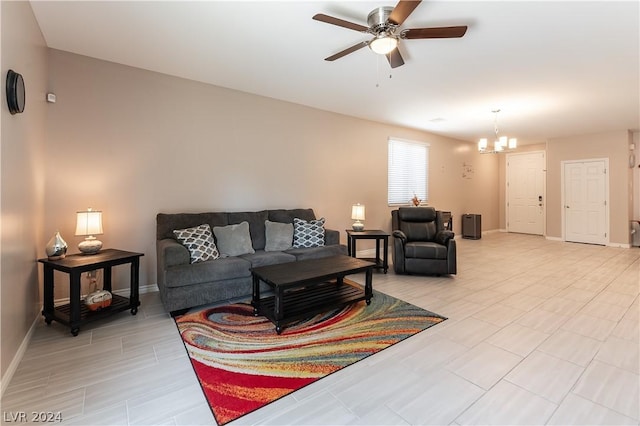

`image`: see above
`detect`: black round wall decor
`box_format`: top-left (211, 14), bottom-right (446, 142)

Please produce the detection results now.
top-left (6, 69), bottom-right (25, 115)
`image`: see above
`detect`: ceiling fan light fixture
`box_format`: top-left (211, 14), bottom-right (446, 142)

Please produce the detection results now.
top-left (369, 34), bottom-right (398, 55)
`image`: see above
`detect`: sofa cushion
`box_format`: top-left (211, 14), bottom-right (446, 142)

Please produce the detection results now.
top-left (213, 221), bottom-right (255, 257)
top-left (240, 250), bottom-right (296, 268)
top-left (405, 242), bottom-right (448, 260)
top-left (264, 220), bottom-right (294, 251)
top-left (165, 256), bottom-right (251, 288)
top-left (228, 211), bottom-right (269, 250)
top-left (173, 224), bottom-right (220, 264)
top-left (293, 217), bottom-right (326, 248)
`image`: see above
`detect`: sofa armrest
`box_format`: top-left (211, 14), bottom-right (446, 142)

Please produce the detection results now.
top-left (157, 238), bottom-right (190, 268)
top-left (324, 228), bottom-right (340, 246)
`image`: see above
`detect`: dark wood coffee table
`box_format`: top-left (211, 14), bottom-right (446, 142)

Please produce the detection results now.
top-left (250, 255), bottom-right (374, 334)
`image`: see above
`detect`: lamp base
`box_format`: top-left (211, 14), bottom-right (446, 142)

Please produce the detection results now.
top-left (78, 239), bottom-right (102, 255)
top-left (352, 221), bottom-right (364, 232)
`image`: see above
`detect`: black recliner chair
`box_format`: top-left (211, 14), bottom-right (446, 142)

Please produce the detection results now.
top-left (391, 207), bottom-right (457, 275)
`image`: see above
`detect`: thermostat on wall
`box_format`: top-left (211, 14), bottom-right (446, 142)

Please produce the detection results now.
top-left (46, 93), bottom-right (56, 103)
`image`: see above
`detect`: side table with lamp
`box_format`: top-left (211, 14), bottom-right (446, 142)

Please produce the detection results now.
top-left (347, 204), bottom-right (389, 273)
top-left (38, 209), bottom-right (143, 336)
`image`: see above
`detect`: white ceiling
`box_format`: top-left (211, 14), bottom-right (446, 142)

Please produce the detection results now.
top-left (30, 1), bottom-right (640, 145)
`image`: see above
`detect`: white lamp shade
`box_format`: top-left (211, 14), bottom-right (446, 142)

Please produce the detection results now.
top-left (351, 204), bottom-right (365, 221)
top-left (75, 210), bottom-right (103, 236)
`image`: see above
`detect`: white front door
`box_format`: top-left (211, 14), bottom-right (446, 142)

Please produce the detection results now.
top-left (563, 159), bottom-right (608, 245)
top-left (507, 152), bottom-right (545, 235)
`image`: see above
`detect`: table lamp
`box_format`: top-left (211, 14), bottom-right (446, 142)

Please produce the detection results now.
top-left (351, 204), bottom-right (365, 231)
top-left (75, 208), bottom-right (103, 254)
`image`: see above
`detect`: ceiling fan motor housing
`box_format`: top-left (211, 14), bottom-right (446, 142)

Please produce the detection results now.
top-left (367, 7), bottom-right (395, 33)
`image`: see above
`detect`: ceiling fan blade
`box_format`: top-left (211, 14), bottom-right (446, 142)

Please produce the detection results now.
top-left (313, 14), bottom-right (369, 32)
top-left (403, 26), bottom-right (468, 39)
top-left (386, 48), bottom-right (405, 68)
top-left (388, 0), bottom-right (422, 26)
top-left (325, 41), bottom-right (369, 61)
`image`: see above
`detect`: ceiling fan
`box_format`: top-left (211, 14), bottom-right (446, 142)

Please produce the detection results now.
top-left (313, 0), bottom-right (467, 68)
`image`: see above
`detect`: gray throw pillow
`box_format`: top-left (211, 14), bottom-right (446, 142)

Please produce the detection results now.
top-left (173, 223), bottom-right (220, 264)
top-left (293, 217), bottom-right (326, 248)
top-left (264, 220), bottom-right (294, 251)
top-left (213, 221), bottom-right (255, 257)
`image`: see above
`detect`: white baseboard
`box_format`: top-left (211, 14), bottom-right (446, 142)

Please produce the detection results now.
top-left (112, 283), bottom-right (159, 297)
top-left (607, 242), bottom-right (631, 248)
top-left (1, 312), bottom-right (40, 398)
top-left (53, 283), bottom-right (159, 306)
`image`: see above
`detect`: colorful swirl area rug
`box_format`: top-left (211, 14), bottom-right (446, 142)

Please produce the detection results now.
top-left (174, 291), bottom-right (446, 425)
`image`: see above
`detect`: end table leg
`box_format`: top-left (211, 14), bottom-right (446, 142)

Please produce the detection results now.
top-left (383, 236), bottom-right (389, 273)
top-left (365, 268), bottom-right (373, 305)
top-left (70, 272), bottom-right (82, 336)
top-left (42, 266), bottom-right (54, 324)
top-left (251, 274), bottom-right (260, 315)
top-left (130, 259), bottom-right (140, 315)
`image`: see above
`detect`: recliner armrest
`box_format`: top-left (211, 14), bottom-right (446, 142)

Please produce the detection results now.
top-left (392, 230), bottom-right (407, 244)
top-left (434, 230), bottom-right (455, 246)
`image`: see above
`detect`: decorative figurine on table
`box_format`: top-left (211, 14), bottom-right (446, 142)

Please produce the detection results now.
top-left (45, 231), bottom-right (68, 260)
top-left (411, 194), bottom-right (421, 207)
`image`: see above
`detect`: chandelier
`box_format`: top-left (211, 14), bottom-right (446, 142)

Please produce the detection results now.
top-left (478, 109), bottom-right (517, 154)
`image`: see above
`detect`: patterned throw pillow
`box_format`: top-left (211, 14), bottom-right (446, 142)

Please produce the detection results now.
top-left (173, 224), bottom-right (220, 264)
top-left (292, 217), bottom-right (326, 248)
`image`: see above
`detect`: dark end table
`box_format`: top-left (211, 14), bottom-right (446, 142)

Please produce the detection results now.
top-left (346, 230), bottom-right (389, 273)
top-left (38, 249), bottom-right (144, 336)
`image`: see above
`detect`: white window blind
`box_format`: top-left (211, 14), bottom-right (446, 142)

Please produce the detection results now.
top-left (388, 138), bottom-right (429, 205)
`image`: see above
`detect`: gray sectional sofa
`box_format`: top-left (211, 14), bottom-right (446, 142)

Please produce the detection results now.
top-left (156, 208), bottom-right (347, 313)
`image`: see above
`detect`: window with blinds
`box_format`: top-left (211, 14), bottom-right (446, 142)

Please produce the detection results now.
top-left (388, 138), bottom-right (429, 205)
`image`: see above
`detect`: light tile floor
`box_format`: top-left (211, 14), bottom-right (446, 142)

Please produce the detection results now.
top-left (2, 233), bottom-right (638, 425)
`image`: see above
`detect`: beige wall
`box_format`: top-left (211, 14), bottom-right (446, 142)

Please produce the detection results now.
top-left (45, 49), bottom-right (499, 298)
top-left (1, 1), bottom-right (48, 383)
top-left (546, 130), bottom-right (632, 244)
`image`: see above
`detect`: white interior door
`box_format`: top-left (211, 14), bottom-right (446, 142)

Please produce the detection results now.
top-left (507, 152), bottom-right (545, 235)
top-left (563, 160), bottom-right (608, 245)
